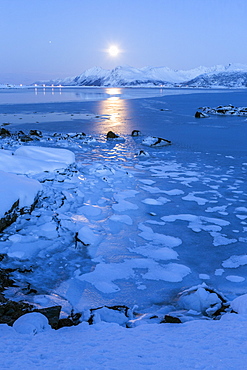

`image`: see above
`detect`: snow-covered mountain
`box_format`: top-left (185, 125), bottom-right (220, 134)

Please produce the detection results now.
top-left (181, 71), bottom-right (247, 88)
top-left (35, 63), bottom-right (247, 88)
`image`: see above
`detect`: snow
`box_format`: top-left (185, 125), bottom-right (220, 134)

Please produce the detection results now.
top-left (0, 170), bottom-right (41, 218)
top-left (1, 315), bottom-right (247, 368)
top-left (15, 146), bottom-right (75, 164)
top-left (1, 87), bottom-right (247, 368)
top-left (0, 146), bottom-right (75, 175)
top-left (13, 312), bottom-right (51, 335)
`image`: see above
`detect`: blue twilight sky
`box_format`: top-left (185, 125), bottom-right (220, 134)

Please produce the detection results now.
top-left (0, 0), bottom-right (247, 84)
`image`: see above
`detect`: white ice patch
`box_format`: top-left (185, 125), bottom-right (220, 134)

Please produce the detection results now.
top-left (143, 262), bottom-right (190, 282)
top-left (205, 205), bottom-right (229, 215)
top-left (226, 275), bottom-right (245, 283)
top-left (235, 207), bottom-right (247, 212)
top-left (236, 215), bottom-right (247, 220)
top-left (109, 214), bottom-right (133, 225)
top-left (77, 225), bottom-right (101, 246)
top-left (114, 190), bottom-right (139, 201)
top-left (74, 258), bottom-right (190, 294)
top-left (112, 200), bottom-right (138, 212)
top-left (77, 205), bottom-right (102, 217)
top-left (161, 214), bottom-right (229, 233)
top-left (210, 232), bottom-right (237, 247)
top-left (222, 255), bottom-right (247, 268)
top-left (138, 223), bottom-right (182, 247)
top-left (7, 240), bottom-right (53, 260)
top-left (182, 192), bottom-right (209, 205)
top-left (215, 269), bottom-right (224, 276)
top-left (142, 198), bottom-right (164, 205)
top-left (112, 190), bottom-right (139, 212)
top-left (139, 179), bottom-right (156, 185)
top-left (163, 189), bottom-right (184, 196)
top-left (133, 244), bottom-right (178, 261)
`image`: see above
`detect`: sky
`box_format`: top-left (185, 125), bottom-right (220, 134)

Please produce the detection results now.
top-left (0, 0), bottom-right (247, 84)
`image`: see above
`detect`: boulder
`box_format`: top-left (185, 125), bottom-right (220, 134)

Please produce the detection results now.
top-left (142, 136), bottom-right (171, 147)
top-left (29, 129), bottom-right (43, 138)
top-left (161, 315), bottom-right (182, 324)
top-left (195, 111), bottom-right (208, 118)
top-left (136, 150), bottom-right (150, 157)
top-left (0, 301), bottom-right (34, 326)
top-left (131, 130), bottom-right (141, 136)
top-left (106, 131), bottom-right (119, 139)
top-left (33, 306), bottom-right (62, 329)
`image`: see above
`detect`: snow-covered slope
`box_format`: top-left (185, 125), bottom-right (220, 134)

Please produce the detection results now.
top-left (182, 71), bottom-right (247, 88)
top-left (34, 63), bottom-right (247, 88)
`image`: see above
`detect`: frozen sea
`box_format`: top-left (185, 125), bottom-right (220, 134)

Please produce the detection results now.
top-left (0, 86), bottom-right (247, 317)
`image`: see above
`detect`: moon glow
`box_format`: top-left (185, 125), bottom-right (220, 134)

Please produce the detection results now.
top-left (108, 45), bottom-right (120, 57)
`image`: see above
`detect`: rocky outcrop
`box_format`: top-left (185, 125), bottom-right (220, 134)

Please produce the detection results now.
top-left (198, 105), bottom-right (247, 116)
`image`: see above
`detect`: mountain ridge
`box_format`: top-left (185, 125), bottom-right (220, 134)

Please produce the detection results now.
top-left (34, 63), bottom-right (247, 88)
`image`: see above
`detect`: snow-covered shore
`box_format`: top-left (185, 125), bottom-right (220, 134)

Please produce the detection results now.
top-left (1, 313), bottom-right (247, 369)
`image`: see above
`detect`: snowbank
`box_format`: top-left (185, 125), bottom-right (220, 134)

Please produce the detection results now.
top-left (0, 170), bottom-right (41, 219)
top-left (1, 314), bottom-right (247, 369)
top-left (0, 146), bottom-right (75, 175)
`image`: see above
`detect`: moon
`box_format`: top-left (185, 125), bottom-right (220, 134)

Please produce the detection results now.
top-left (108, 45), bottom-right (120, 57)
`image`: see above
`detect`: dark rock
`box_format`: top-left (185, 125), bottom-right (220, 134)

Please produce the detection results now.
top-left (74, 232), bottom-right (90, 247)
top-left (34, 306), bottom-right (62, 329)
top-left (57, 311), bottom-right (82, 329)
top-left (131, 130), bottom-right (141, 136)
top-left (0, 128), bottom-right (11, 137)
top-left (106, 131), bottom-right (119, 139)
top-left (29, 129), bottom-right (43, 137)
top-left (69, 133), bottom-right (86, 139)
top-left (0, 200), bottom-right (19, 232)
top-left (0, 301), bottom-right (34, 326)
top-left (161, 315), bottom-right (182, 324)
top-left (20, 135), bottom-right (34, 142)
top-left (0, 268), bottom-right (16, 292)
top-left (57, 318), bottom-right (74, 329)
top-left (195, 111), bottom-right (208, 118)
top-left (136, 150), bottom-right (149, 156)
top-left (0, 193), bottom-right (39, 233)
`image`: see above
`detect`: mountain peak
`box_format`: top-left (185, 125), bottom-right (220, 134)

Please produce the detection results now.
top-left (34, 64), bottom-right (247, 88)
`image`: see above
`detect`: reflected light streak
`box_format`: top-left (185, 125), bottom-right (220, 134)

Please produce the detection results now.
top-left (99, 95), bottom-right (127, 130)
top-left (105, 88), bottom-right (122, 95)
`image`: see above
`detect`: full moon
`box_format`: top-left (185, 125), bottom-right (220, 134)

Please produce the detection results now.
top-left (108, 45), bottom-right (120, 57)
